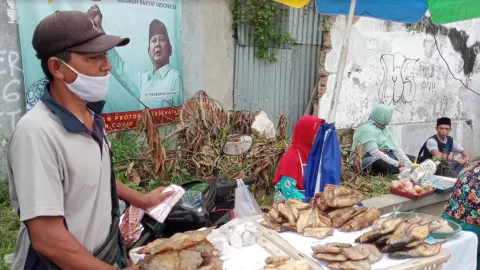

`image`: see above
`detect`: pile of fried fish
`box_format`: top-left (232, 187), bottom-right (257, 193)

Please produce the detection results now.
top-left (311, 242), bottom-right (382, 270)
top-left (136, 227), bottom-right (222, 270)
top-left (261, 185), bottom-right (381, 239)
top-left (356, 214), bottom-right (448, 259)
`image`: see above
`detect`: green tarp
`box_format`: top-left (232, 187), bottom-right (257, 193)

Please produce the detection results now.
top-left (428, 0), bottom-right (480, 24)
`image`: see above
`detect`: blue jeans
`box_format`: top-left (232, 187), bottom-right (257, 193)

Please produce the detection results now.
top-left (445, 161), bottom-right (464, 176)
top-left (362, 151), bottom-right (399, 175)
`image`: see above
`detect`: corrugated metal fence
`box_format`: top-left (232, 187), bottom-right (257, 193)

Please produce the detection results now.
top-left (233, 1), bottom-right (322, 136)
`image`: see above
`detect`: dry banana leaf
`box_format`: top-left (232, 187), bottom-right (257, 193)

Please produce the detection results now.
top-left (278, 114), bottom-right (287, 140)
top-left (136, 108), bottom-right (167, 178)
top-left (126, 162), bottom-right (142, 186)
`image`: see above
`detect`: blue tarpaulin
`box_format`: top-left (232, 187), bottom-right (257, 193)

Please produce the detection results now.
top-left (315, 0), bottom-right (428, 23)
top-left (304, 122), bottom-right (342, 202)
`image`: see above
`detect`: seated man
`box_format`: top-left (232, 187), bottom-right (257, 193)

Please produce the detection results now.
top-left (417, 117), bottom-right (470, 176)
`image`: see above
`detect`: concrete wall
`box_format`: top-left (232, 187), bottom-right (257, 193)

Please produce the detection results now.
top-left (0, 0), bottom-right (25, 179)
top-left (319, 15), bottom-right (480, 159)
top-left (182, 0), bottom-right (235, 109)
top-left (0, 0), bottom-right (235, 179)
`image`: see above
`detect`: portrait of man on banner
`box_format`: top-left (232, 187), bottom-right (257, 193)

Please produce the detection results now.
top-left (17, 0), bottom-right (184, 131)
top-left (88, 5), bottom-right (183, 110)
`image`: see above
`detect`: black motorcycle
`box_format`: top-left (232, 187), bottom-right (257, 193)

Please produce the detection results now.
top-left (130, 134), bottom-right (256, 249)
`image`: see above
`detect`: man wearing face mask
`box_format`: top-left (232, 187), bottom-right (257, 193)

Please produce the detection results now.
top-left (87, 5), bottom-right (183, 110)
top-left (7, 10), bottom-right (173, 270)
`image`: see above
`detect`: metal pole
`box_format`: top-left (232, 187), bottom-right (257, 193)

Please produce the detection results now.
top-left (327, 0), bottom-right (357, 122)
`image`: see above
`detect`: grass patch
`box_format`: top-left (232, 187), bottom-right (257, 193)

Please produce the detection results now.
top-left (343, 172), bottom-right (395, 199)
top-left (256, 194), bottom-right (274, 207)
top-left (0, 180), bottom-right (20, 269)
top-left (110, 128), bottom-right (191, 194)
top-left (109, 130), bottom-right (145, 168)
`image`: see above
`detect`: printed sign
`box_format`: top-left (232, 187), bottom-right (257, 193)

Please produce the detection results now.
top-left (16, 0), bottom-right (183, 131)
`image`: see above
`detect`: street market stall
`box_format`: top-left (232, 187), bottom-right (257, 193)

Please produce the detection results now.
top-left (128, 184), bottom-right (478, 270)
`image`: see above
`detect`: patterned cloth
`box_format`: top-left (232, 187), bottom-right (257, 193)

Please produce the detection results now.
top-left (119, 206), bottom-right (144, 248)
top-left (444, 164), bottom-right (480, 225)
top-left (274, 176), bottom-right (305, 201)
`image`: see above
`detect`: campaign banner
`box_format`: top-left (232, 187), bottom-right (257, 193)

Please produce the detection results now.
top-left (17, 0), bottom-right (183, 131)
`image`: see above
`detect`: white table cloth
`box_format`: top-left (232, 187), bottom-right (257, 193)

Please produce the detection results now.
top-left (278, 228), bottom-right (478, 270)
top-left (222, 243), bottom-right (272, 270)
top-left (441, 230), bottom-right (478, 270)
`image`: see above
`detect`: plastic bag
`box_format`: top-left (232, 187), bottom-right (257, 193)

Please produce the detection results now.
top-left (234, 179), bottom-right (262, 218)
top-left (251, 111), bottom-right (276, 139)
top-left (400, 159), bottom-right (437, 183)
top-left (209, 218), bottom-right (261, 249)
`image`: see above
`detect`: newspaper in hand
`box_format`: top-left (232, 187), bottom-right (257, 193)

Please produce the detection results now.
top-left (146, 184), bottom-right (185, 223)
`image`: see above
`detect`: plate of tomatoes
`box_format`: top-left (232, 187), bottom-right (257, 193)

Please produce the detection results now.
top-left (389, 179), bottom-right (435, 200)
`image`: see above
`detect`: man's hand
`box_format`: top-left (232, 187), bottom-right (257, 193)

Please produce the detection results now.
top-left (116, 181), bottom-right (174, 211)
top-left (457, 158), bottom-right (467, 166)
top-left (464, 158), bottom-right (471, 168)
top-left (87, 4), bottom-right (104, 32)
top-left (141, 187), bottom-right (174, 210)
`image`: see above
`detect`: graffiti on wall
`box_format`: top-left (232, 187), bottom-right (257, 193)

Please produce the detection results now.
top-left (0, 1), bottom-right (26, 137)
top-left (0, 50), bottom-right (24, 133)
top-left (378, 52), bottom-right (450, 111)
top-left (378, 53), bottom-right (419, 106)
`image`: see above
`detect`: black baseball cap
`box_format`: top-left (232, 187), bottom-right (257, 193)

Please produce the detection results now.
top-left (32, 10), bottom-right (130, 60)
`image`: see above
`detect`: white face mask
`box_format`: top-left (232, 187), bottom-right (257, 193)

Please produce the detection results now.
top-left (61, 61), bottom-right (109, 102)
